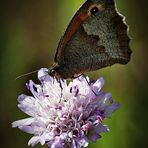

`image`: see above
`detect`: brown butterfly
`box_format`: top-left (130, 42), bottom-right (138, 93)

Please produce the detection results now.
top-left (50, 0), bottom-right (132, 79)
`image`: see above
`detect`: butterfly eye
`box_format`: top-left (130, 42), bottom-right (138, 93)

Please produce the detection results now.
top-left (50, 69), bottom-right (56, 76)
top-left (90, 7), bottom-right (99, 15)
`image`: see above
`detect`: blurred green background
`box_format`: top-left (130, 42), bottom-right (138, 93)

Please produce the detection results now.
top-left (0, 0), bottom-right (148, 148)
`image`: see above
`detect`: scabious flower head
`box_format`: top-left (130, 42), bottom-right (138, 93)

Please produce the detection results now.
top-left (12, 68), bottom-right (120, 148)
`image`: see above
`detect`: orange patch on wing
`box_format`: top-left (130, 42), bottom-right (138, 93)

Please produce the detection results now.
top-left (62, 13), bottom-right (89, 49)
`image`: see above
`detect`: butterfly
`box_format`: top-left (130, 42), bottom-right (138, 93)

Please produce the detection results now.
top-left (50, 0), bottom-right (132, 79)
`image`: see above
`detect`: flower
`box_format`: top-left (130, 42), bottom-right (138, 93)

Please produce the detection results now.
top-left (12, 68), bottom-right (120, 148)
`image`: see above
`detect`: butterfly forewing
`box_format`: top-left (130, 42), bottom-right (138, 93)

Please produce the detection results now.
top-left (53, 0), bottom-right (131, 79)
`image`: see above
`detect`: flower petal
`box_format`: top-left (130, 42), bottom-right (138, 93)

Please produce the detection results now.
top-left (12, 118), bottom-right (34, 127)
top-left (104, 103), bottom-right (120, 118)
top-left (28, 136), bottom-right (40, 146)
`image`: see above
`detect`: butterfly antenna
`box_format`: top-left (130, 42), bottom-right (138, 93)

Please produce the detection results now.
top-left (15, 70), bottom-right (39, 80)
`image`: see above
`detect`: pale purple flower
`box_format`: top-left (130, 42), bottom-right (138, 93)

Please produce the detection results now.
top-left (12, 68), bottom-right (120, 148)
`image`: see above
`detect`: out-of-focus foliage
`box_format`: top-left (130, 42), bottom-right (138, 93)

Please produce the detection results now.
top-left (0, 0), bottom-right (147, 148)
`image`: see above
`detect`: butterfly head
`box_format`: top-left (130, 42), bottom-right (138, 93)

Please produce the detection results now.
top-left (49, 64), bottom-right (59, 78)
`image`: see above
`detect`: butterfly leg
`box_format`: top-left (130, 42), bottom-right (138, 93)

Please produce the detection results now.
top-left (81, 73), bottom-right (97, 96)
top-left (57, 78), bottom-right (63, 98)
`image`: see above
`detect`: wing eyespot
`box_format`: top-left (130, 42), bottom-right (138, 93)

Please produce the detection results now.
top-left (88, 4), bottom-right (105, 16)
top-left (90, 6), bottom-right (99, 15)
